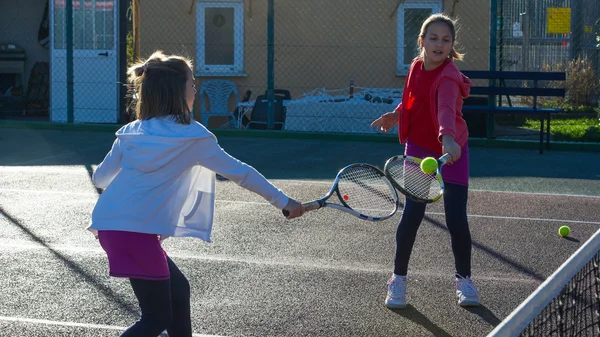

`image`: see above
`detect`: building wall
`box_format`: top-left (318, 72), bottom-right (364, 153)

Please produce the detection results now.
top-left (442, 0), bottom-right (490, 71)
top-left (138, 0), bottom-right (491, 104)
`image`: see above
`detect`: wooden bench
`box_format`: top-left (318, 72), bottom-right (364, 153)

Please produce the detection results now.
top-left (460, 70), bottom-right (566, 154)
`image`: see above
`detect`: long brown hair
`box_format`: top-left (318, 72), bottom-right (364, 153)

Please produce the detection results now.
top-left (127, 50), bottom-right (193, 124)
top-left (417, 14), bottom-right (464, 61)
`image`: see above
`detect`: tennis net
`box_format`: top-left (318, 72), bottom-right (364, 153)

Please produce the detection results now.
top-left (487, 228), bottom-right (600, 337)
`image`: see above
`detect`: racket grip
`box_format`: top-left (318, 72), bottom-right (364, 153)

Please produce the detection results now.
top-left (282, 200), bottom-right (323, 217)
top-left (303, 200), bottom-right (323, 211)
top-left (439, 153), bottom-right (452, 164)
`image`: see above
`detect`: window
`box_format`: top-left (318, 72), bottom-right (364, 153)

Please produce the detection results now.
top-left (396, 1), bottom-right (442, 75)
top-left (53, 0), bottom-right (115, 50)
top-left (195, 0), bottom-right (244, 76)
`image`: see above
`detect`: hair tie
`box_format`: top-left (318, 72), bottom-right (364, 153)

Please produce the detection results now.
top-left (141, 64), bottom-right (148, 74)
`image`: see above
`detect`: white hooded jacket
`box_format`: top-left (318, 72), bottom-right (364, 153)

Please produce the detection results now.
top-left (88, 117), bottom-right (289, 242)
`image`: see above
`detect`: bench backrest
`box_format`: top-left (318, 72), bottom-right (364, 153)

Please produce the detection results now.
top-left (461, 70), bottom-right (566, 98)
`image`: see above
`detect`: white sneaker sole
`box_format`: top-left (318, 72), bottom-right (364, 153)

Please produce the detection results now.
top-left (458, 298), bottom-right (480, 307)
top-left (385, 299), bottom-right (407, 309)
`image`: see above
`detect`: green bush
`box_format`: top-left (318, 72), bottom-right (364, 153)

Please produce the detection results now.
top-left (538, 100), bottom-right (597, 113)
top-left (126, 30), bottom-right (135, 66)
top-left (541, 57), bottom-right (599, 109)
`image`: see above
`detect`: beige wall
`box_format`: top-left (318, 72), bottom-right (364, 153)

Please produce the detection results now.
top-left (443, 0), bottom-right (490, 71)
top-left (271, 0), bottom-right (401, 96)
top-left (0, 0), bottom-right (50, 94)
top-left (138, 0), bottom-right (196, 59)
top-left (139, 0), bottom-right (491, 107)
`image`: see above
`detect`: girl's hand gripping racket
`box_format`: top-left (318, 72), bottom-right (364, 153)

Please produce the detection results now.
top-left (384, 153), bottom-right (451, 203)
top-left (282, 163), bottom-right (399, 221)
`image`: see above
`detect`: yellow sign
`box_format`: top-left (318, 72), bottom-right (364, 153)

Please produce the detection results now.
top-left (547, 8), bottom-right (571, 34)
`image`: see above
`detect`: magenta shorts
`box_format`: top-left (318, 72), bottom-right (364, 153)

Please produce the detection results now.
top-left (97, 230), bottom-right (170, 280)
top-left (404, 141), bottom-right (469, 187)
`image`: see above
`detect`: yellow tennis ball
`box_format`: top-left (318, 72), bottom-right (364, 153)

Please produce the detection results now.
top-left (558, 226), bottom-right (570, 237)
top-left (420, 157), bottom-right (437, 174)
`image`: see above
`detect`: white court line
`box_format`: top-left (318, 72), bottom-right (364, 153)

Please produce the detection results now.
top-left (12, 152), bottom-right (86, 166)
top-left (424, 211), bottom-right (600, 226)
top-left (0, 188), bottom-right (98, 197)
top-left (469, 188), bottom-right (600, 199)
top-left (0, 166), bottom-right (94, 174)
top-left (1, 187), bottom-right (599, 225)
top-left (9, 145), bottom-right (108, 166)
top-left (281, 179), bottom-right (600, 199)
top-left (0, 241), bottom-right (540, 284)
top-left (1, 166), bottom-right (599, 199)
top-left (0, 316), bottom-right (225, 337)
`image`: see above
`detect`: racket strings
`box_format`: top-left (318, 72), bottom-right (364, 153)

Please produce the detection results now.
top-left (387, 159), bottom-right (440, 200)
top-left (337, 166), bottom-right (397, 217)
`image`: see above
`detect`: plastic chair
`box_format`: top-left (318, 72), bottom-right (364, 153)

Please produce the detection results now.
top-left (198, 80), bottom-right (239, 128)
top-left (233, 89), bottom-right (252, 128)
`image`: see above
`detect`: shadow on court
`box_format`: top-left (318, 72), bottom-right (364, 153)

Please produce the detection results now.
top-left (422, 215), bottom-right (546, 282)
top-left (0, 206), bottom-right (138, 316)
top-left (464, 305), bottom-right (503, 328)
top-left (390, 305), bottom-right (454, 337)
top-left (391, 304), bottom-right (500, 336)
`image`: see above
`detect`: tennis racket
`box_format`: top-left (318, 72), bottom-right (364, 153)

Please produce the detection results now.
top-left (282, 163), bottom-right (399, 221)
top-left (383, 153), bottom-right (451, 203)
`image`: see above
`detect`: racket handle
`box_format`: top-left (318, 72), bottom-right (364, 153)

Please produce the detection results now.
top-left (282, 200), bottom-right (323, 217)
top-left (439, 153), bottom-right (452, 164)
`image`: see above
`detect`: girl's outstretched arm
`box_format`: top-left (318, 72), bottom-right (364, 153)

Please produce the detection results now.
top-left (371, 103), bottom-right (401, 133)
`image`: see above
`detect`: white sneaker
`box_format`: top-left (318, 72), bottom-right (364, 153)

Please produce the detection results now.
top-left (385, 275), bottom-right (407, 309)
top-left (455, 276), bottom-right (480, 307)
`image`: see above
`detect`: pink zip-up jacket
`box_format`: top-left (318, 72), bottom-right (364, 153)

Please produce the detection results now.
top-left (395, 58), bottom-right (472, 150)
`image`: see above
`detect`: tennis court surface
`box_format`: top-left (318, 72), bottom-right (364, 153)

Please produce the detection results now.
top-left (1, 127), bottom-right (599, 337)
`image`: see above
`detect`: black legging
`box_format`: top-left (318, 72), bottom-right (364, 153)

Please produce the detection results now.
top-left (120, 256), bottom-right (192, 337)
top-left (393, 182), bottom-right (472, 278)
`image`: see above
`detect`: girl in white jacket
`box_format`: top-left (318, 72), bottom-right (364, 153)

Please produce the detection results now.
top-left (89, 50), bottom-right (305, 337)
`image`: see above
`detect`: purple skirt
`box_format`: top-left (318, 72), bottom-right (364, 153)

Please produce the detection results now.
top-left (97, 230), bottom-right (170, 280)
top-left (405, 141), bottom-right (469, 187)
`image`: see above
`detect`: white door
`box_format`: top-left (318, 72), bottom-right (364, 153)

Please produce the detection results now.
top-left (50, 0), bottom-right (118, 123)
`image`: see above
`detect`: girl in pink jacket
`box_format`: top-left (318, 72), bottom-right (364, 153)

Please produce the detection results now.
top-left (371, 13), bottom-right (479, 309)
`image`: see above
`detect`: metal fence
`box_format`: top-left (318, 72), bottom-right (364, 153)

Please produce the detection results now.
top-left (190, 0), bottom-right (494, 135)
top-left (1, 0), bottom-right (599, 143)
top-left (492, 0), bottom-right (600, 141)
top-left (497, 0), bottom-right (599, 73)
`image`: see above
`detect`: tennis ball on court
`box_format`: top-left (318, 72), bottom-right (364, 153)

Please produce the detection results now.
top-left (420, 157), bottom-right (437, 174)
top-left (558, 226), bottom-right (570, 237)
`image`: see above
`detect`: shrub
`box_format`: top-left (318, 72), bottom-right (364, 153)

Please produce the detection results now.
top-left (126, 30), bottom-right (135, 66)
top-left (541, 57), bottom-right (599, 108)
